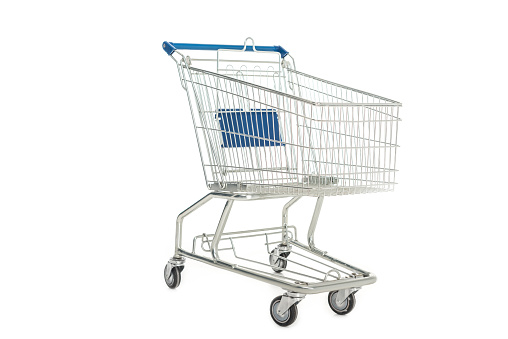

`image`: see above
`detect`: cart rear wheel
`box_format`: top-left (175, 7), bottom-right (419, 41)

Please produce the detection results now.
top-left (164, 264), bottom-right (181, 289)
top-left (328, 290), bottom-right (356, 315)
top-left (270, 296), bottom-right (298, 327)
top-left (269, 250), bottom-right (289, 273)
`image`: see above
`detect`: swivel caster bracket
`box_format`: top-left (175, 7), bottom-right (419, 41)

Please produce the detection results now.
top-left (277, 292), bottom-right (305, 316)
top-left (334, 287), bottom-right (359, 305)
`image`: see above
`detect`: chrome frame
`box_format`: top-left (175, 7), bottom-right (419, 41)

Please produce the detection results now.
top-left (163, 38), bottom-right (402, 316)
top-left (169, 192), bottom-right (376, 295)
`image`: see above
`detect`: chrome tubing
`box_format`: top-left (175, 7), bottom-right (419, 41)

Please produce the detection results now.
top-left (308, 196), bottom-right (324, 251)
top-left (211, 199), bottom-right (234, 261)
top-left (177, 248), bottom-right (376, 295)
top-left (174, 193), bottom-right (214, 258)
top-left (281, 196), bottom-right (301, 244)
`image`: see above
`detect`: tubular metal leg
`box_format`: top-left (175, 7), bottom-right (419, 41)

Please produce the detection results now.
top-left (167, 191), bottom-right (375, 295)
top-left (307, 196), bottom-right (324, 251)
top-left (174, 193), bottom-right (214, 258)
top-left (211, 199), bottom-right (234, 261)
top-left (174, 192), bottom-right (285, 259)
top-left (281, 197), bottom-right (301, 244)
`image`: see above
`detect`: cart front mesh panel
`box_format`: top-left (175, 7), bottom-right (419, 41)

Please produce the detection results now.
top-left (178, 63), bottom-right (400, 197)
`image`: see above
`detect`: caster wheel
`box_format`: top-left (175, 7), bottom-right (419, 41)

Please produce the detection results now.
top-left (270, 296), bottom-right (298, 327)
top-left (269, 249), bottom-right (289, 273)
top-left (164, 264), bottom-right (181, 289)
top-left (328, 290), bottom-right (356, 315)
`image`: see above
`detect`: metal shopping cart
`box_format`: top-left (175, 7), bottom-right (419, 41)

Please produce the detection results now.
top-left (162, 38), bottom-right (401, 326)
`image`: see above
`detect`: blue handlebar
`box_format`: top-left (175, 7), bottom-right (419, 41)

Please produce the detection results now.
top-left (162, 41), bottom-right (289, 58)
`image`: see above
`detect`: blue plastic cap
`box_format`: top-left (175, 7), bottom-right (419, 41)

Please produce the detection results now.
top-left (162, 41), bottom-right (176, 56)
top-left (276, 46), bottom-right (289, 58)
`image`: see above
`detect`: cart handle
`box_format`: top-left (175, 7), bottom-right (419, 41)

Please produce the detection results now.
top-left (162, 38), bottom-right (289, 58)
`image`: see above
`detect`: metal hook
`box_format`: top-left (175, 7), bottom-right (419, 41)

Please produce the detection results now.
top-left (242, 37), bottom-right (257, 52)
top-left (324, 269), bottom-right (342, 280)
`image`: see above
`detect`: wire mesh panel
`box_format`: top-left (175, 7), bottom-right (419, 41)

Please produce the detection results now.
top-left (176, 56), bottom-right (400, 196)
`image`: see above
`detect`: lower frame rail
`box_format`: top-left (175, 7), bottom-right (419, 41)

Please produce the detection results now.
top-left (178, 226), bottom-right (376, 294)
top-left (177, 248), bottom-right (376, 294)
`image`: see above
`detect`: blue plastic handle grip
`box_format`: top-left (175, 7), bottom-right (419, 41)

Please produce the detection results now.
top-left (162, 41), bottom-right (289, 58)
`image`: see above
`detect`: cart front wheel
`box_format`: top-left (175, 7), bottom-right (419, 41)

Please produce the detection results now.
top-left (164, 264), bottom-right (181, 289)
top-left (270, 296), bottom-right (298, 327)
top-left (269, 250), bottom-right (289, 273)
top-left (328, 290), bottom-right (356, 315)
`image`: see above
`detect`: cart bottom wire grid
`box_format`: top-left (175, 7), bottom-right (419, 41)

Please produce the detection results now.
top-left (190, 226), bottom-right (362, 285)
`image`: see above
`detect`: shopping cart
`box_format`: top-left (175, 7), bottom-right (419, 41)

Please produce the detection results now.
top-left (162, 38), bottom-right (401, 326)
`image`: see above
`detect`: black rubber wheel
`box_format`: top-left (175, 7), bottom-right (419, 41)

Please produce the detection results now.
top-left (269, 250), bottom-right (289, 273)
top-left (164, 264), bottom-right (181, 289)
top-left (270, 296), bottom-right (298, 327)
top-left (328, 290), bottom-right (356, 315)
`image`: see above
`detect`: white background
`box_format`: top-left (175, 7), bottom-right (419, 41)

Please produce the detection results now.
top-left (1, 1), bottom-right (507, 338)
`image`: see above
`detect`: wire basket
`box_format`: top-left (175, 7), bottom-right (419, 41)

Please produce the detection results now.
top-left (171, 42), bottom-right (401, 196)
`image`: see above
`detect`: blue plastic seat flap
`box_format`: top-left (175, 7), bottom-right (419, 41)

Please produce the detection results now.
top-left (217, 109), bottom-right (283, 148)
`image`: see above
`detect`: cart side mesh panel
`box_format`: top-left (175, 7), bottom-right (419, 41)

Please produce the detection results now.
top-left (184, 66), bottom-right (400, 196)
